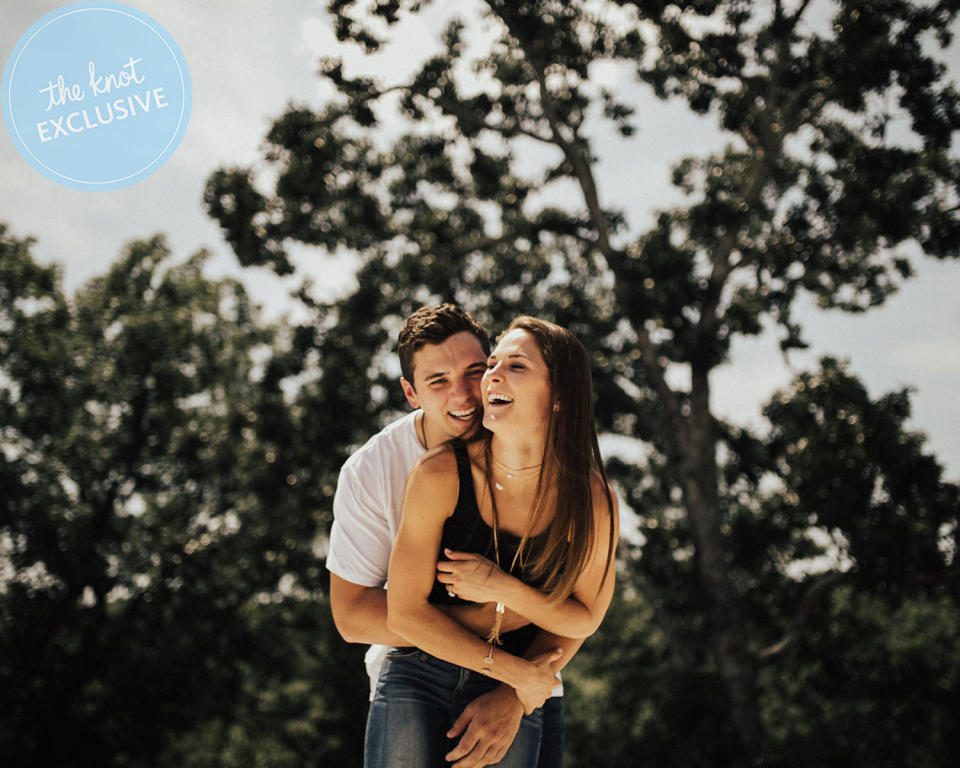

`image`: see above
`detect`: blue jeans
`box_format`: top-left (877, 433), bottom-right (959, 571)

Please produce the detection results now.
top-left (538, 696), bottom-right (565, 768)
top-left (365, 648), bottom-right (544, 767)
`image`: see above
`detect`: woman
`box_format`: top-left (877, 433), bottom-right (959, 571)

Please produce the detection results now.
top-left (369, 317), bottom-right (619, 767)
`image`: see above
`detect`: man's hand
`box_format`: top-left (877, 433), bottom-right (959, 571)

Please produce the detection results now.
top-left (445, 684), bottom-right (525, 767)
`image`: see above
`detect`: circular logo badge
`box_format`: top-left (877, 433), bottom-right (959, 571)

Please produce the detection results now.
top-left (2, 1), bottom-right (191, 191)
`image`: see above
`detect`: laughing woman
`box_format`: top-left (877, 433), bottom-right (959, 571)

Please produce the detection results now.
top-left (367, 316), bottom-right (619, 767)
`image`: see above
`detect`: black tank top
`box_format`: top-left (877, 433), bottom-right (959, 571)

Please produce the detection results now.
top-left (428, 442), bottom-right (546, 656)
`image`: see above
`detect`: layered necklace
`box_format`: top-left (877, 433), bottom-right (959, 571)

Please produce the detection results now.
top-left (489, 451), bottom-right (542, 491)
top-left (484, 447), bottom-right (542, 648)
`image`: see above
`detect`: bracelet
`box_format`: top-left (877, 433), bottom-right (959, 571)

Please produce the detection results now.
top-left (481, 602), bottom-right (504, 676)
top-left (482, 643), bottom-right (494, 675)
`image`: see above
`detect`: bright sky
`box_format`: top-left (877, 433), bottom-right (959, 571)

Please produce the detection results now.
top-left (2, 0), bottom-right (958, 481)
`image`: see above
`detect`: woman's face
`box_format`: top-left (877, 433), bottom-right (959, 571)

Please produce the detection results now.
top-left (481, 328), bottom-right (553, 435)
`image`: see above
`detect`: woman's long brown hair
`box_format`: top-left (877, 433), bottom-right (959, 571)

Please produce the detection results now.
top-left (484, 316), bottom-right (616, 602)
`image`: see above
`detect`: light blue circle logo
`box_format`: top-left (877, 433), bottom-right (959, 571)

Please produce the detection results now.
top-left (2, 1), bottom-right (191, 191)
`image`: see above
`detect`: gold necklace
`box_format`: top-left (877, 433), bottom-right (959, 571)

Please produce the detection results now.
top-left (489, 451), bottom-right (541, 490)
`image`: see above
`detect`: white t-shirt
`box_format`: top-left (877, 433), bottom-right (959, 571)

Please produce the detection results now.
top-left (327, 409), bottom-right (562, 700)
top-left (327, 410), bottom-right (425, 699)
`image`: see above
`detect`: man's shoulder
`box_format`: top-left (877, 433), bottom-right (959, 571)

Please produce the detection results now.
top-left (411, 442), bottom-right (458, 476)
top-left (341, 411), bottom-right (420, 475)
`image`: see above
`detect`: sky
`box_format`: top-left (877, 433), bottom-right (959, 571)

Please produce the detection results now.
top-left (2, 0), bottom-right (959, 481)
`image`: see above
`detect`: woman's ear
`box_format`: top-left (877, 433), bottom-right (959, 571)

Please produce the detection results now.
top-left (552, 401), bottom-right (560, 412)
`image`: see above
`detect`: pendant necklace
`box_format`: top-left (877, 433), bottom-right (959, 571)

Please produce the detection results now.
top-left (490, 452), bottom-right (541, 491)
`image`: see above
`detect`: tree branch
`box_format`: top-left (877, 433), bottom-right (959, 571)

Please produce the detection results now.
top-left (697, 1), bottom-right (813, 338)
top-left (758, 570), bottom-right (848, 660)
top-left (501, 25), bottom-right (686, 435)
top-left (786, 0), bottom-right (814, 28)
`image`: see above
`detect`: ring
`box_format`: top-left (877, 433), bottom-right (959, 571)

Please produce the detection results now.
top-left (446, 587), bottom-right (456, 598)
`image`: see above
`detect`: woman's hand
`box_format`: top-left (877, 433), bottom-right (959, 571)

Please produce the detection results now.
top-left (437, 549), bottom-right (518, 604)
top-left (512, 648), bottom-right (563, 714)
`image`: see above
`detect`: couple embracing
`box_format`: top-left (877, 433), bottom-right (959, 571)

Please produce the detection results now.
top-left (328, 304), bottom-right (619, 767)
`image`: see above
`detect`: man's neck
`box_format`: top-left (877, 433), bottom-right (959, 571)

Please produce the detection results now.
top-left (417, 411), bottom-right (435, 450)
top-left (419, 411), bottom-right (473, 449)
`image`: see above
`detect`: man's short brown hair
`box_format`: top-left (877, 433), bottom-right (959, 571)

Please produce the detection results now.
top-left (398, 303), bottom-right (490, 387)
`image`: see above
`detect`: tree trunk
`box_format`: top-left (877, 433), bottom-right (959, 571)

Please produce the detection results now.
top-left (682, 365), bottom-right (763, 765)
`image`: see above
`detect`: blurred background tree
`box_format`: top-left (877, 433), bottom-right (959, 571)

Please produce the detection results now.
top-left (203, 0), bottom-right (960, 765)
top-left (0, 227), bottom-right (364, 766)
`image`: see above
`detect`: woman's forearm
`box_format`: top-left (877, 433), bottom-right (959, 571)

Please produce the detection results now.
top-left (498, 577), bottom-right (600, 638)
top-left (388, 600), bottom-right (537, 689)
top-left (440, 602), bottom-right (529, 636)
top-left (437, 549), bottom-right (609, 638)
top-left (386, 452), bottom-right (565, 713)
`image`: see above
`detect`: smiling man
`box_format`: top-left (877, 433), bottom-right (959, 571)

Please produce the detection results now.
top-left (328, 306), bottom-right (489, 674)
top-left (327, 304), bottom-right (575, 768)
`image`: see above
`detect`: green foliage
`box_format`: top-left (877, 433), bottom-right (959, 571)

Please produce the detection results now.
top-left (4, 0), bottom-right (960, 765)
top-left (0, 227), bottom-right (363, 766)
top-left (762, 358), bottom-right (958, 593)
top-left (561, 356), bottom-right (960, 767)
top-left (160, 600), bottom-right (368, 768)
top-left (200, 0), bottom-right (960, 764)
top-left (563, 583), bottom-right (742, 767)
top-left (758, 588), bottom-right (960, 767)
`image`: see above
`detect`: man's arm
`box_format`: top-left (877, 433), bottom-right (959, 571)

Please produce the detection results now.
top-left (329, 574), bottom-right (410, 646)
top-left (330, 571), bottom-right (547, 768)
top-left (387, 454), bottom-right (561, 711)
top-left (330, 574), bottom-right (529, 646)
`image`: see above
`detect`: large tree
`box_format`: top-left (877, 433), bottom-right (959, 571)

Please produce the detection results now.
top-left (205, 1), bottom-right (960, 763)
top-left (566, 355), bottom-right (959, 767)
top-left (0, 227), bottom-right (364, 767)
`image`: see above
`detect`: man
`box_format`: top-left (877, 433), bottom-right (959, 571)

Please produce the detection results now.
top-left (327, 304), bottom-right (579, 767)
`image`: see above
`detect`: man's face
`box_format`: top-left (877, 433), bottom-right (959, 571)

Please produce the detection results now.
top-left (401, 331), bottom-right (487, 446)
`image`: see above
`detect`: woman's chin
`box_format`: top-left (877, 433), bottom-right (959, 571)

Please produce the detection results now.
top-left (481, 413), bottom-right (499, 431)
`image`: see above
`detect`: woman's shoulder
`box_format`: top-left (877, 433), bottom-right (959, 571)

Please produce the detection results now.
top-left (403, 444), bottom-right (460, 517)
top-left (590, 470), bottom-right (618, 517)
top-left (417, 437), bottom-right (487, 470)
top-left (586, 471), bottom-right (619, 559)
top-left (589, 467), bottom-right (610, 493)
